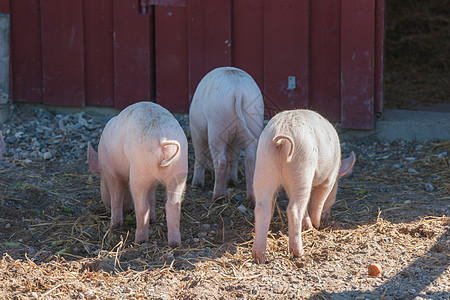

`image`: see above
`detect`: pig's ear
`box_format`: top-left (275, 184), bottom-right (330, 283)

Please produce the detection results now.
top-left (160, 140), bottom-right (180, 167)
top-left (338, 151), bottom-right (356, 178)
top-left (87, 142), bottom-right (101, 175)
top-left (0, 131), bottom-right (4, 158)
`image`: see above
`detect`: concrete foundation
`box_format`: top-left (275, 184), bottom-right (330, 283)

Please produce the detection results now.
top-left (340, 106), bottom-right (450, 142)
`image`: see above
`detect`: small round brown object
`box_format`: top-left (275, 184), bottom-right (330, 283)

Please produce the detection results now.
top-left (368, 264), bottom-right (382, 277)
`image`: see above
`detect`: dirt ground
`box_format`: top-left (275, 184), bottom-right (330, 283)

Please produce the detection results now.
top-left (0, 104), bottom-right (449, 299)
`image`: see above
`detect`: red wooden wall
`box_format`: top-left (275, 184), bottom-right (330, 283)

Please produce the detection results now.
top-left (0, 0), bottom-right (385, 129)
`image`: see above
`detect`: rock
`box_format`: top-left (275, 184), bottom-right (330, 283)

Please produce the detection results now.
top-left (408, 168), bottom-right (419, 174)
top-left (43, 151), bottom-right (52, 160)
top-left (237, 205), bottom-right (246, 213)
top-left (83, 290), bottom-right (94, 297)
top-left (425, 183), bottom-right (434, 192)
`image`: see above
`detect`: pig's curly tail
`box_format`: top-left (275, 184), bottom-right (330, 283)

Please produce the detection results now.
top-left (273, 135), bottom-right (294, 163)
top-left (160, 140), bottom-right (181, 167)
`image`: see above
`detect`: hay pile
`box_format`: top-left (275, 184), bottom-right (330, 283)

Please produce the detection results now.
top-left (385, 0), bottom-right (450, 109)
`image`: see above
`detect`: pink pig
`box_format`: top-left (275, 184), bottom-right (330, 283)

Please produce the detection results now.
top-left (252, 109), bottom-right (355, 263)
top-left (189, 67), bottom-right (264, 204)
top-left (87, 102), bottom-right (188, 246)
top-left (0, 131), bottom-right (4, 158)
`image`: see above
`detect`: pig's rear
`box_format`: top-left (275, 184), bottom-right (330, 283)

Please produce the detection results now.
top-left (90, 101), bottom-right (188, 245)
top-left (99, 102), bottom-right (187, 181)
top-left (189, 67), bottom-right (264, 203)
top-left (259, 110), bottom-right (341, 186)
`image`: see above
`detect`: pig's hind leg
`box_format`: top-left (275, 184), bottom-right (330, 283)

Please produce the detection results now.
top-left (165, 175), bottom-right (187, 247)
top-left (244, 141), bottom-right (258, 205)
top-left (209, 134), bottom-right (229, 199)
top-left (309, 182), bottom-right (335, 228)
top-left (252, 153), bottom-right (280, 264)
top-left (318, 182), bottom-right (338, 224)
top-left (103, 175), bottom-right (128, 229)
top-left (252, 181), bottom-right (278, 264)
top-left (191, 129), bottom-right (208, 189)
top-left (226, 141), bottom-right (240, 187)
top-left (284, 170), bottom-right (315, 258)
top-left (129, 173), bottom-right (158, 243)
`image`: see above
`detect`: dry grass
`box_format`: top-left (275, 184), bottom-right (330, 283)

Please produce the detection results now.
top-left (385, 0), bottom-right (450, 109)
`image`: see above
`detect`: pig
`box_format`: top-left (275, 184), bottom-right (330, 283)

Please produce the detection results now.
top-left (189, 67), bottom-right (264, 204)
top-left (0, 131), bottom-right (4, 158)
top-left (252, 109), bottom-right (355, 263)
top-left (87, 102), bottom-right (188, 246)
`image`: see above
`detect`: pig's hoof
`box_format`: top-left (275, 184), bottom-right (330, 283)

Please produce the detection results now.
top-left (109, 222), bottom-right (123, 230)
top-left (212, 191), bottom-right (227, 200)
top-left (289, 247), bottom-right (304, 258)
top-left (302, 217), bottom-right (313, 230)
top-left (246, 196), bottom-right (255, 208)
top-left (168, 240), bottom-right (181, 248)
top-left (252, 250), bottom-right (266, 264)
top-left (227, 179), bottom-right (238, 188)
top-left (321, 211), bottom-right (331, 221)
top-left (191, 180), bottom-right (204, 189)
top-left (135, 237), bottom-right (149, 244)
top-left (135, 232), bottom-right (149, 244)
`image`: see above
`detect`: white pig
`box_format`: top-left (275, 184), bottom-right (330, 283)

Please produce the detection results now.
top-left (0, 131), bottom-right (4, 158)
top-left (87, 102), bottom-right (188, 246)
top-left (252, 109), bottom-right (355, 263)
top-left (189, 67), bottom-right (264, 204)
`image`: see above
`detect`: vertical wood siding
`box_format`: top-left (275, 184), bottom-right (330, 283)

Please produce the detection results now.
top-left (1, 0), bottom-right (385, 129)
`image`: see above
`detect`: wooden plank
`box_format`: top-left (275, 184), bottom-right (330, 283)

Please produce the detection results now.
top-left (341, 0), bottom-right (375, 129)
top-left (263, 0), bottom-right (309, 117)
top-left (40, 0), bottom-right (85, 106)
top-left (0, 0), bottom-right (9, 13)
top-left (187, 0), bottom-right (232, 102)
top-left (310, 0), bottom-right (341, 122)
top-left (374, 0), bottom-right (386, 114)
top-left (147, 0), bottom-right (186, 6)
top-left (10, 0), bottom-right (43, 103)
top-left (154, 6), bottom-right (188, 112)
top-left (113, 0), bottom-right (152, 110)
top-left (233, 0), bottom-right (264, 92)
top-left (84, 0), bottom-right (114, 106)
